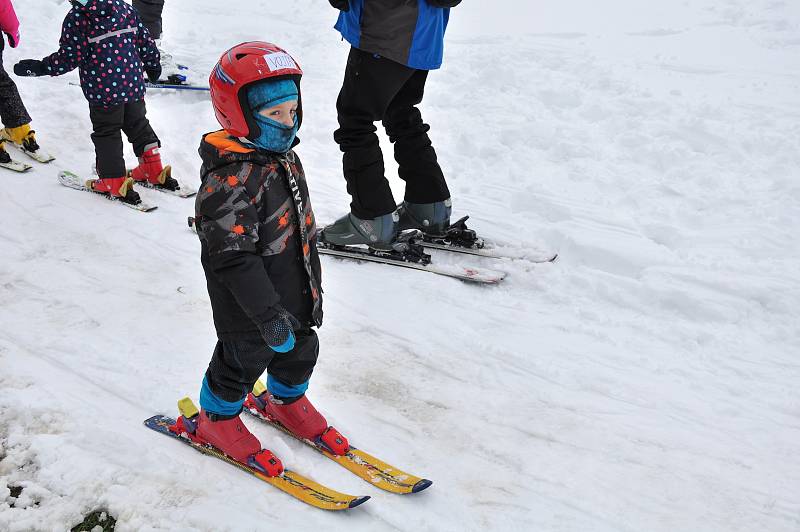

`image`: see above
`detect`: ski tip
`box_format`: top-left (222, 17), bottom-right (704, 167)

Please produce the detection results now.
top-left (411, 479), bottom-right (433, 493)
top-left (348, 495), bottom-right (371, 509)
top-left (548, 253), bottom-right (559, 263)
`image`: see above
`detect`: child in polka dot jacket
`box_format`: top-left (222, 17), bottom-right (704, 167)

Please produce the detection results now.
top-left (14, 0), bottom-right (177, 205)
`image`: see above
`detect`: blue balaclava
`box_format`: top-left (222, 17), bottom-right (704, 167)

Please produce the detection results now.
top-left (245, 79), bottom-right (299, 153)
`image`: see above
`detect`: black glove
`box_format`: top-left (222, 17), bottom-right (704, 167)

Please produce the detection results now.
top-left (258, 305), bottom-right (301, 353)
top-left (328, 0), bottom-right (350, 11)
top-left (14, 59), bottom-right (48, 77)
top-left (4, 31), bottom-right (19, 48)
top-left (145, 65), bottom-right (162, 84)
top-left (428, 0), bottom-right (462, 6)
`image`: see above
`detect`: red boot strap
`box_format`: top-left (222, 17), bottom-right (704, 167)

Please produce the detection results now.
top-left (320, 426), bottom-right (349, 455)
top-left (252, 449), bottom-right (284, 477)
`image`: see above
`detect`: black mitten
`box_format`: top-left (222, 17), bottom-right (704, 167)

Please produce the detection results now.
top-left (258, 305), bottom-right (301, 353)
top-left (14, 59), bottom-right (49, 77)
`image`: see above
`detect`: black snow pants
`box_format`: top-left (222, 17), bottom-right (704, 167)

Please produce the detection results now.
top-left (88, 100), bottom-right (159, 179)
top-left (0, 43), bottom-right (31, 129)
top-left (205, 329), bottom-right (320, 404)
top-left (334, 47), bottom-right (450, 220)
top-left (132, 0), bottom-right (165, 39)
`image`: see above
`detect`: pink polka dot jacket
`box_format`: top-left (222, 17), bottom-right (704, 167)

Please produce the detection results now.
top-left (42, 0), bottom-right (160, 108)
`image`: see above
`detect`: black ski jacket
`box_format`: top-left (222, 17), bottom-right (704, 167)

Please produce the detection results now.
top-left (195, 131), bottom-right (322, 341)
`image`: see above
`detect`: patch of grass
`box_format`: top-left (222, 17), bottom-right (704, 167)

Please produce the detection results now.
top-left (71, 510), bottom-right (116, 532)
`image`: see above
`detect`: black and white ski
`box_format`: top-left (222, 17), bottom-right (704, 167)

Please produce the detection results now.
top-left (419, 240), bottom-right (558, 263)
top-left (414, 216), bottom-right (557, 262)
top-left (0, 160), bottom-right (32, 173)
top-left (317, 241), bottom-right (507, 284)
top-left (58, 171), bottom-right (157, 212)
top-left (4, 142), bottom-right (55, 164)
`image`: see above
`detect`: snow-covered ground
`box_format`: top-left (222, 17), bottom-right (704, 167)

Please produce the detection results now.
top-left (2, 0), bottom-right (799, 530)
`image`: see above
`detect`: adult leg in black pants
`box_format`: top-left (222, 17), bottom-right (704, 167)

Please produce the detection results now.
top-left (324, 48), bottom-right (451, 246)
top-left (383, 69), bottom-right (450, 206)
top-left (333, 48), bottom-right (413, 220)
top-left (131, 0), bottom-right (165, 39)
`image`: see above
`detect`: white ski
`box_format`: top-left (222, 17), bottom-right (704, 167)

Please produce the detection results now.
top-left (318, 246), bottom-right (507, 284)
top-left (58, 171), bottom-right (157, 212)
top-left (0, 160), bottom-right (33, 173)
top-left (5, 142), bottom-right (55, 163)
top-left (419, 240), bottom-right (558, 263)
top-left (135, 179), bottom-right (197, 198)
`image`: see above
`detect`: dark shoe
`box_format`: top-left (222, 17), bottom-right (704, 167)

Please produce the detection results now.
top-left (397, 198), bottom-right (452, 237)
top-left (320, 211), bottom-right (398, 249)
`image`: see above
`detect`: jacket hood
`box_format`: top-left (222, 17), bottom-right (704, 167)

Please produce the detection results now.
top-left (72, 0), bottom-right (115, 18)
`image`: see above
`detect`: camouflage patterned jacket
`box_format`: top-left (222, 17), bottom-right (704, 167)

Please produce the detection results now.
top-left (195, 131), bottom-right (322, 341)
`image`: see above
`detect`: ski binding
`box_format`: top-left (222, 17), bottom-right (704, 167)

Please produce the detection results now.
top-left (58, 171), bottom-right (157, 212)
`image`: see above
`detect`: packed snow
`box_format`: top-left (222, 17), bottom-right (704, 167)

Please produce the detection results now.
top-left (1, 0), bottom-right (799, 530)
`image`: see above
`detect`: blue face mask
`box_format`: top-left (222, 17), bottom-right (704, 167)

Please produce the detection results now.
top-left (246, 79), bottom-right (299, 154)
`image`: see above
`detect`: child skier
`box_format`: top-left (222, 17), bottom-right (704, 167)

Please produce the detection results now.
top-left (13, 0), bottom-right (178, 204)
top-left (0, 0), bottom-right (46, 166)
top-left (188, 41), bottom-right (345, 470)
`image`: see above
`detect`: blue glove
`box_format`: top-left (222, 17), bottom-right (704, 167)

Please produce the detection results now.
top-left (259, 306), bottom-right (301, 353)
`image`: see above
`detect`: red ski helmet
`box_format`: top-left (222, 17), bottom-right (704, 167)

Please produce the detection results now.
top-left (209, 42), bottom-right (303, 139)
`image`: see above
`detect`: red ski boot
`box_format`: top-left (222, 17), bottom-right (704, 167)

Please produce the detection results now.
top-left (129, 145), bottom-right (180, 191)
top-left (87, 176), bottom-right (141, 205)
top-left (194, 410), bottom-right (261, 462)
top-left (170, 398), bottom-right (283, 476)
top-left (245, 384), bottom-right (349, 455)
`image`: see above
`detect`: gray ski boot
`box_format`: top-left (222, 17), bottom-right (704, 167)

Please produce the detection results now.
top-left (320, 211), bottom-right (399, 250)
top-left (397, 198), bottom-right (452, 237)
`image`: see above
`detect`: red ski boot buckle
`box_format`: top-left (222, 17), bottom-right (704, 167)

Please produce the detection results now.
top-left (319, 426), bottom-right (349, 456)
top-left (250, 449), bottom-right (284, 477)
